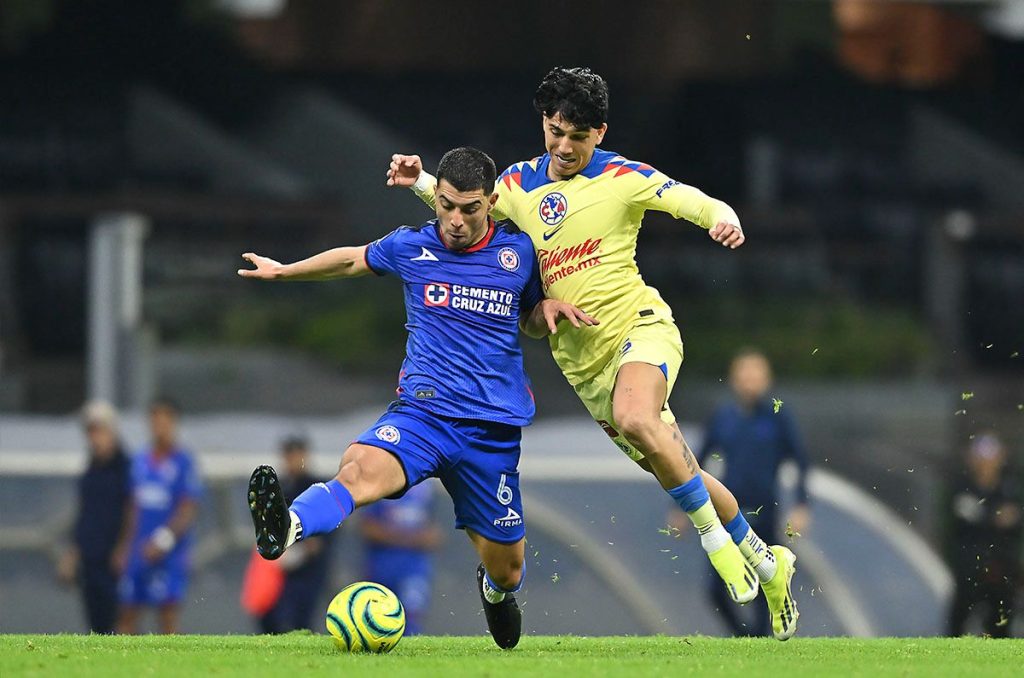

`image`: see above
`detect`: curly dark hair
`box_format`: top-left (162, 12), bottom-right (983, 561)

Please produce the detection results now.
top-left (533, 66), bottom-right (609, 130)
top-left (436, 146), bottom-right (497, 195)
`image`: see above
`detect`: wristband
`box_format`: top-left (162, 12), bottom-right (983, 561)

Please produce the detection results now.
top-left (152, 526), bottom-right (176, 552)
top-left (411, 171), bottom-right (434, 194)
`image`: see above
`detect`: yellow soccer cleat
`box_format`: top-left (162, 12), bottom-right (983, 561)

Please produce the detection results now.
top-left (762, 545), bottom-right (799, 640)
top-left (708, 541), bottom-right (759, 605)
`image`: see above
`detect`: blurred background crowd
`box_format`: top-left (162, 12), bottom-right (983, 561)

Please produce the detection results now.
top-left (0, 0), bottom-right (1021, 637)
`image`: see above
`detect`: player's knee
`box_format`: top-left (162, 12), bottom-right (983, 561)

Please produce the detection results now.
top-left (614, 409), bottom-right (660, 447)
top-left (336, 448), bottom-right (370, 494)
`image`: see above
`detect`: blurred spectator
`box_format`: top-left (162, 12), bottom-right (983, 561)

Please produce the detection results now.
top-left (947, 432), bottom-right (1021, 638)
top-left (256, 436), bottom-right (332, 634)
top-left (360, 480), bottom-right (442, 635)
top-left (672, 348), bottom-right (811, 637)
top-left (117, 397), bottom-right (203, 634)
top-left (56, 401), bottom-right (131, 634)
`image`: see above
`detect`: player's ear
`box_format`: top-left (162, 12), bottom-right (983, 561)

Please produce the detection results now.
top-left (594, 123), bottom-right (608, 144)
top-left (487, 191), bottom-right (499, 210)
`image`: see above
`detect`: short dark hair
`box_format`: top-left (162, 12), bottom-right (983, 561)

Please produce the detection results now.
top-left (533, 66), bottom-right (609, 130)
top-left (436, 147), bottom-right (497, 195)
top-left (280, 435), bottom-right (309, 453)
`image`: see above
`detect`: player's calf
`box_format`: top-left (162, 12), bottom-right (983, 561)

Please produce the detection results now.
top-left (476, 563), bottom-right (523, 649)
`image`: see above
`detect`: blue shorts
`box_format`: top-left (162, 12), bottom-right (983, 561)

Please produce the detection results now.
top-left (119, 561), bottom-right (188, 606)
top-left (354, 402), bottom-right (525, 544)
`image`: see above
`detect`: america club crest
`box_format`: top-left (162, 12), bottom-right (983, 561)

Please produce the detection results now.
top-left (538, 192), bottom-right (568, 226)
top-left (498, 247), bottom-right (520, 272)
top-left (375, 425), bottom-right (401, 444)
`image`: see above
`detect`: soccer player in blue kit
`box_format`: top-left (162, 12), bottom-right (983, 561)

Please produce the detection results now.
top-left (238, 147), bottom-right (595, 649)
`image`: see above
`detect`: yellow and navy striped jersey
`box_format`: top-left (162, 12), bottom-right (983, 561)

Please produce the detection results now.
top-left (414, 147), bottom-right (739, 385)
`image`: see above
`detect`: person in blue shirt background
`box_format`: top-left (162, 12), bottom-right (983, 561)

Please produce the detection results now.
top-left (117, 397), bottom-right (203, 634)
top-left (674, 348), bottom-right (811, 637)
top-left (239, 146), bottom-right (594, 649)
top-left (361, 480), bottom-right (442, 635)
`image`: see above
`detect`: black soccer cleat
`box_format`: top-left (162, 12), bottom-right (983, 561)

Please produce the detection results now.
top-left (248, 465), bottom-right (290, 560)
top-left (476, 563), bottom-right (522, 650)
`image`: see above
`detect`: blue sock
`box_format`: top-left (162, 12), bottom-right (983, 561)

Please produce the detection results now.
top-left (666, 474), bottom-right (710, 512)
top-left (290, 479), bottom-right (354, 538)
top-left (724, 511), bottom-right (751, 545)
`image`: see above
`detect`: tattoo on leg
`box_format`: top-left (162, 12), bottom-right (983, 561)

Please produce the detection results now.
top-left (674, 431), bottom-right (698, 474)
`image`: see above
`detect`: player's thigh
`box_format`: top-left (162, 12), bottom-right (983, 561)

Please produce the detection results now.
top-left (440, 421), bottom-right (525, 548)
top-left (337, 443), bottom-right (407, 505)
top-left (612, 320), bottom-right (683, 425)
top-left (350, 404), bottom-right (457, 506)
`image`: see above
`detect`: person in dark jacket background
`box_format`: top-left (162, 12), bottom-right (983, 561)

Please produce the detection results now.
top-left (673, 348), bottom-right (811, 637)
top-left (947, 432), bottom-right (1021, 638)
top-left (57, 400), bottom-right (132, 634)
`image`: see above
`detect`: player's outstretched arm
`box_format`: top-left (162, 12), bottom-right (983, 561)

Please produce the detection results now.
top-left (237, 246), bottom-right (372, 281)
top-left (386, 153), bottom-right (438, 210)
top-left (520, 299), bottom-right (599, 339)
top-left (632, 169), bottom-right (746, 249)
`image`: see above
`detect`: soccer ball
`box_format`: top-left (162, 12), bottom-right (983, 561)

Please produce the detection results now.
top-left (326, 582), bottom-right (406, 653)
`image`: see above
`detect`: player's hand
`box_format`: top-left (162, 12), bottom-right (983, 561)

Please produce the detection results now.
top-left (238, 252), bottom-right (284, 280)
top-left (386, 154), bottom-right (423, 187)
top-left (110, 543), bottom-right (129, 575)
top-left (141, 540), bottom-right (166, 564)
top-left (539, 299), bottom-right (598, 335)
top-left (709, 221), bottom-right (745, 249)
top-left (56, 548), bottom-right (79, 586)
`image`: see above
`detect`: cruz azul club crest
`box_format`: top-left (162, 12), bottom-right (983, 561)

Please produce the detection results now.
top-left (375, 425), bottom-right (401, 444)
top-left (498, 247), bottom-right (520, 272)
top-left (538, 192), bottom-right (568, 226)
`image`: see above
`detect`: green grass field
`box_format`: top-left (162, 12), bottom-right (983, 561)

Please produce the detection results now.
top-left (2, 634), bottom-right (1021, 677)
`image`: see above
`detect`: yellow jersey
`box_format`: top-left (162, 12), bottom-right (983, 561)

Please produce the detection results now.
top-left (413, 147), bottom-right (739, 385)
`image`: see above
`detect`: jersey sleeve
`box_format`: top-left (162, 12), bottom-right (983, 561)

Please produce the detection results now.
top-left (490, 167), bottom-right (516, 222)
top-left (626, 167), bottom-right (739, 231)
top-left (364, 228), bottom-right (404, 277)
top-left (779, 411), bottom-right (811, 506)
top-left (410, 172), bottom-right (438, 210)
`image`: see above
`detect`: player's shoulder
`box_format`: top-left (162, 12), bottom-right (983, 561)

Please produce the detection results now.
top-left (579, 148), bottom-right (659, 180)
top-left (493, 219), bottom-right (533, 249)
top-left (497, 155), bottom-right (552, 193)
top-left (373, 220), bottom-right (437, 246)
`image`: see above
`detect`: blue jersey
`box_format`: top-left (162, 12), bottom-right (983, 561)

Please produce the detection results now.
top-left (128, 446), bottom-right (203, 564)
top-left (365, 218), bottom-right (543, 426)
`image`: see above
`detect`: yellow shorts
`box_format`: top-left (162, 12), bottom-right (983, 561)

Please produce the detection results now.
top-left (571, 319), bottom-right (684, 462)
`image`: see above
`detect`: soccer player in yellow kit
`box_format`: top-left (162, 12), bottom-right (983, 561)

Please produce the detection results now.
top-left (387, 67), bottom-right (798, 640)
